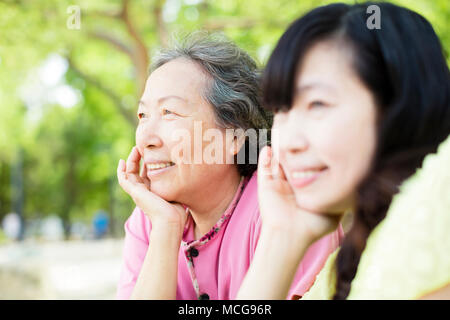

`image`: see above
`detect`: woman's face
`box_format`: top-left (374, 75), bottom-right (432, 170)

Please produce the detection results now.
top-left (136, 58), bottom-right (237, 202)
top-left (272, 40), bottom-right (377, 214)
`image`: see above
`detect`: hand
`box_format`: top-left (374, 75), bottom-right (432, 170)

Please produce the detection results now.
top-left (257, 146), bottom-right (341, 246)
top-left (117, 146), bottom-right (188, 236)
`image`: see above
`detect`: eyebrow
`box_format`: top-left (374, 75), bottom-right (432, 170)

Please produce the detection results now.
top-left (138, 95), bottom-right (187, 106)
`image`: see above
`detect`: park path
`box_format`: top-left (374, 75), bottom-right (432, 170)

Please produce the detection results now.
top-left (0, 238), bottom-right (124, 299)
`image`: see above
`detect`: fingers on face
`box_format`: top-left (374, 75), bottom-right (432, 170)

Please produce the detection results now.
top-left (126, 146), bottom-right (141, 174)
top-left (275, 159), bottom-right (287, 181)
top-left (269, 147), bottom-right (288, 181)
top-left (258, 145), bottom-right (288, 184)
top-left (139, 162), bottom-right (151, 189)
top-left (118, 156), bottom-right (138, 185)
top-left (117, 159), bottom-right (126, 176)
top-left (257, 146), bottom-right (273, 181)
top-left (117, 159), bottom-right (129, 189)
top-left (139, 159), bottom-right (147, 179)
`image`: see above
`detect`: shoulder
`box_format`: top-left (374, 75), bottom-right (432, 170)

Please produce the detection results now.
top-left (239, 172), bottom-right (259, 210)
top-left (224, 172), bottom-right (262, 252)
top-left (349, 135), bottom-right (450, 299)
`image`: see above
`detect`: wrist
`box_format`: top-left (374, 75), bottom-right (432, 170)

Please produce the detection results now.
top-left (257, 229), bottom-right (305, 272)
top-left (238, 225), bottom-right (311, 300)
top-left (260, 222), bottom-right (316, 250)
top-left (150, 222), bottom-right (184, 244)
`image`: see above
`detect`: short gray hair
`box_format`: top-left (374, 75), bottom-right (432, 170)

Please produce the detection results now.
top-left (151, 32), bottom-right (273, 177)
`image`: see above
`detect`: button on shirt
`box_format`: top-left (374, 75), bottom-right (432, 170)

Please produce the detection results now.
top-left (116, 171), bottom-right (344, 300)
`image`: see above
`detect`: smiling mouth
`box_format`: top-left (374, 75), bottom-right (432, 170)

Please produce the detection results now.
top-left (292, 169), bottom-right (324, 179)
top-left (146, 162), bottom-right (175, 171)
top-left (289, 168), bottom-right (327, 188)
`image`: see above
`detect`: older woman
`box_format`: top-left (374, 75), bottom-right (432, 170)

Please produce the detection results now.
top-left (116, 33), bottom-right (343, 300)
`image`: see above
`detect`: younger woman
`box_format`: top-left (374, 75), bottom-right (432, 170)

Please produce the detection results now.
top-left (238, 2), bottom-right (450, 299)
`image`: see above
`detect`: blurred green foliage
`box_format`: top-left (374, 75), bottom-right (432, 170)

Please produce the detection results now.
top-left (0, 228), bottom-right (7, 244)
top-left (0, 0), bottom-right (448, 238)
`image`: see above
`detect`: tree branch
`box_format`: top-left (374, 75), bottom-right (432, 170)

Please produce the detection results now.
top-left (88, 30), bottom-right (134, 57)
top-left (120, 0), bottom-right (149, 96)
top-left (82, 9), bottom-right (121, 19)
top-left (67, 56), bottom-right (137, 127)
top-left (153, 0), bottom-right (169, 48)
top-left (83, 0), bottom-right (151, 97)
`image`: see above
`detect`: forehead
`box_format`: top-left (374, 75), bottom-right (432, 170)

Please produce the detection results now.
top-left (295, 40), bottom-right (357, 89)
top-left (143, 58), bottom-right (210, 102)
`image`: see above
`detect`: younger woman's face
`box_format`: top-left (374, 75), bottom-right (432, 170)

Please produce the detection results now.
top-left (272, 40), bottom-right (377, 214)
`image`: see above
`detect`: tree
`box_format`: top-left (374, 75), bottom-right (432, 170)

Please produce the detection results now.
top-left (0, 0), bottom-right (448, 238)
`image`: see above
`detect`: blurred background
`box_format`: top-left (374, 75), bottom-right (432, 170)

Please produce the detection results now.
top-left (0, 0), bottom-right (448, 299)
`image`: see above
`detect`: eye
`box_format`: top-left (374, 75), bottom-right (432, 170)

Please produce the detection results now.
top-left (162, 107), bottom-right (180, 117)
top-left (309, 100), bottom-right (327, 108)
top-left (137, 112), bottom-right (147, 119)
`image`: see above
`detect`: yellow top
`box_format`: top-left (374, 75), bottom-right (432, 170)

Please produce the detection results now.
top-left (302, 135), bottom-right (450, 299)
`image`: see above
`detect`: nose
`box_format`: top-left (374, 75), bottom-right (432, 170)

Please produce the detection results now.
top-left (136, 118), bottom-right (164, 150)
top-left (277, 112), bottom-right (309, 155)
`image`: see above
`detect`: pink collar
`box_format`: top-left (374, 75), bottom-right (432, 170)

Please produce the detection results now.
top-left (182, 175), bottom-right (247, 247)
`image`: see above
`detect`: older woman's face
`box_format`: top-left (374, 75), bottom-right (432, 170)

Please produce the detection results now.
top-left (272, 40), bottom-right (377, 214)
top-left (136, 58), bottom-right (236, 202)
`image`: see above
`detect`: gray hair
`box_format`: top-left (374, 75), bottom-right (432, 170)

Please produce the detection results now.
top-left (151, 32), bottom-right (273, 177)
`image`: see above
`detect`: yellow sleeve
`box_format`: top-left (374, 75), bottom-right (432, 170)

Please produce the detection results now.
top-left (348, 135), bottom-right (450, 299)
top-left (301, 248), bottom-right (338, 300)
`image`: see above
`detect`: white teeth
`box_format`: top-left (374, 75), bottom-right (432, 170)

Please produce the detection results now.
top-left (292, 171), bottom-right (319, 179)
top-left (147, 162), bottom-right (174, 170)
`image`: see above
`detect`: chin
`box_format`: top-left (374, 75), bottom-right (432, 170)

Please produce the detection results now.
top-left (294, 192), bottom-right (347, 215)
top-left (150, 182), bottom-right (179, 202)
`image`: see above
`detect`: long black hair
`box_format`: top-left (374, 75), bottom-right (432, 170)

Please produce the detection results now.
top-left (262, 2), bottom-right (450, 299)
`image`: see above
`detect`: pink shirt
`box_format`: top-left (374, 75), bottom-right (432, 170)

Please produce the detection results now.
top-left (116, 171), bottom-right (343, 300)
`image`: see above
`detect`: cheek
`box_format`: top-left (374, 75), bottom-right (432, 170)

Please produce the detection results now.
top-left (318, 109), bottom-right (376, 189)
top-left (304, 115), bottom-right (347, 169)
top-left (165, 121), bottom-right (194, 150)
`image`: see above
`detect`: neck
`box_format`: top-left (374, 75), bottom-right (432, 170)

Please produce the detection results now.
top-left (185, 168), bottom-right (242, 240)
